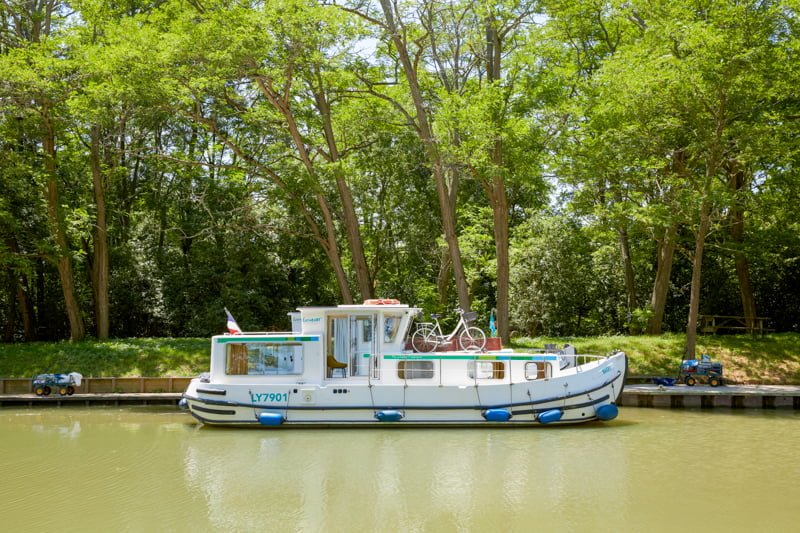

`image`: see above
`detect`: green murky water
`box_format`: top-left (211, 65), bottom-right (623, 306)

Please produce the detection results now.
top-left (1, 407), bottom-right (798, 532)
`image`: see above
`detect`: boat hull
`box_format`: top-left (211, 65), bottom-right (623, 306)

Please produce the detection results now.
top-left (183, 352), bottom-right (627, 428)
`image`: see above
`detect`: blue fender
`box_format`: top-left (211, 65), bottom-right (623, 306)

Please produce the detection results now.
top-left (375, 410), bottom-right (404, 422)
top-left (538, 409), bottom-right (563, 424)
top-left (258, 412), bottom-right (285, 426)
top-left (596, 404), bottom-right (619, 421)
top-left (482, 409), bottom-right (512, 422)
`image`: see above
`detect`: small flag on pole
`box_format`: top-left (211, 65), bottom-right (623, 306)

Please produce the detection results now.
top-left (225, 307), bottom-right (242, 335)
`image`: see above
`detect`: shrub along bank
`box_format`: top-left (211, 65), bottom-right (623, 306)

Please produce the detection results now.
top-left (0, 334), bottom-right (798, 385)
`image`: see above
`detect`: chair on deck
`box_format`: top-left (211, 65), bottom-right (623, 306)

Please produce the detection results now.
top-left (327, 355), bottom-right (347, 378)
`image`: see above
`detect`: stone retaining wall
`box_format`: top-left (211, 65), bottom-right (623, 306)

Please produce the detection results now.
top-left (0, 377), bottom-right (192, 395)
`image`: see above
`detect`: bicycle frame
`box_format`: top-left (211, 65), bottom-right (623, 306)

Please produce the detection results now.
top-left (417, 309), bottom-right (469, 344)
top-left (412, 309), bottom-right (486, 352)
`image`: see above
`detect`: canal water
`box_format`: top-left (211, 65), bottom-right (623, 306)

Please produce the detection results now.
top-left (1, 407), bottom-right (798, 532)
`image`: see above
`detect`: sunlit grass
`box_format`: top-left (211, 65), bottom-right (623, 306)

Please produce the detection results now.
top-left (0, 338), bottom-right (209, 378)
top-left (510, 332), bottom-right (800, 385)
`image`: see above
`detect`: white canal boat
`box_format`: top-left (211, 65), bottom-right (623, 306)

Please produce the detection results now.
top-left (181, 301), bottom-right (627, 427)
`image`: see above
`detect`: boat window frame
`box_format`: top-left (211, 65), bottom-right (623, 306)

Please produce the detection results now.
top-left (524, 361), bottom-right (552, 380)
top-left (225, 341), bottom-right (305, 376)
top-left (397, 360), bottom-right (435, 380)
top-left (467, 360), bottom-right (505, 380)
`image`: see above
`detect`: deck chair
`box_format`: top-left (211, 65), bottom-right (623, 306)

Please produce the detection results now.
top-left (327, 355), bottom-right (347, 378)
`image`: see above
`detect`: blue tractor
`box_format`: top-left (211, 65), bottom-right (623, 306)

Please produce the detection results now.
top-left (32, 372), bottom-right (83, 396)
top-left (680, 354), bottom-right (723, 387)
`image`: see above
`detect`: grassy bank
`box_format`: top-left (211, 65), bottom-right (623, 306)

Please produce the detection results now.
top-left (1, 333), bottom-right (799, 384)
top-left (512, 333), bottom-right (800, 385)
top-left (0, 338), bottom-right (208, 378)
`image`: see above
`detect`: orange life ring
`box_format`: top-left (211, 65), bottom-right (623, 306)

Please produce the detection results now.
top-left (363, 298), bottom-right (400, 305)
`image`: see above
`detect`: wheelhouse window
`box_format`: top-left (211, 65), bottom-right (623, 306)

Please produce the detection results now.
top-left (468, 361), bottom-right (505, 380)
top-left (383, 315), bottom-right (402, 343)
top-left (397, 360), bottom-right (434, 379)
top-left (226, 343), bottom-right (303, 376)
top-left (525, 362), bottom-right (551, 380)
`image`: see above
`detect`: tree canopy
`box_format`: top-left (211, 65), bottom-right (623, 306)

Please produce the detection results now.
top-left (1, 0), bottom-right (798, 348)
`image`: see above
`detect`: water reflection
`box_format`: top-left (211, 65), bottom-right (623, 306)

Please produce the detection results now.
top-left (1, 408), bottom-right (799, 532)
top-left (180, 424), bottom-right (633, 531)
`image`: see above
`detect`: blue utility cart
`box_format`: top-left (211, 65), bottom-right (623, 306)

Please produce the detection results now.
top-left (32, 372), bottom-right (83, 396)
top-left (680, 355), bottom-right (723, 387)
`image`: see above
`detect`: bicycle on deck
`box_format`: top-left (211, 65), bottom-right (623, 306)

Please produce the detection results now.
top-left (411, 308), bottom-right (487, 352)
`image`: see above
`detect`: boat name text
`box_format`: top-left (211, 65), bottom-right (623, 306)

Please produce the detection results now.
top-left (250, 392), bottom-right (289, 403)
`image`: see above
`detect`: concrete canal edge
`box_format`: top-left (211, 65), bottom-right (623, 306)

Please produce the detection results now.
top-left (620, 384), bottom-right (800, 410)
top-left (1, 377), bottom-right (799, 410)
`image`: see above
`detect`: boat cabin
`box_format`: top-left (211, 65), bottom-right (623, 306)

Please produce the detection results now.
top-left (208, 302), bottom-right (418, 384)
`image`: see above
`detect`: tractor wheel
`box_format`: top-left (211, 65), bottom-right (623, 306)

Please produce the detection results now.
top-left (43, 386), bottom-right (51, 396)
top-left (35, 387), bottom-right (45, 396)
top-left (708, 377), bottom-right (721, 387)
top-left (59, 387), bottom-right (68, 396)
top-left (66, 386), bottom-right (75, 396)
top-left (685, 376), bottom-right (696, 386)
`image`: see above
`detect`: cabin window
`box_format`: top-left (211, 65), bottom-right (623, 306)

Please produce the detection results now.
top-left (383, 315), bottom-right (402, 343)
top-left (524, 362), bottom-right (552, 380)
top-left (468, 361), bottom-right (505, 380)
top-left (397, 360), bottom-right (434, 379)
top-left (226, 343), bottom-right (303, 376)
top-left (362, 319), bottom-right (373, 342)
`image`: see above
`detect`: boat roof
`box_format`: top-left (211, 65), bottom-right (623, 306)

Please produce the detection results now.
top-left (296, 301), bottom-right (418, 312)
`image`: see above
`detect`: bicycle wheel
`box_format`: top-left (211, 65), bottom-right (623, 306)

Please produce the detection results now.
top-left (459, 327), bottom-right (486, 351)
top-left (411, 327), bottom-right (437, 353)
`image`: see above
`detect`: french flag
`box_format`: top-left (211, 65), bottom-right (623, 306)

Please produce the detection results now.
top-left (225, 308), bottom-right (242, 335)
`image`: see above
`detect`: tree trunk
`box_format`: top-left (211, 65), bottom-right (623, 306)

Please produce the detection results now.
top-left (379, 0), bottom-right (470, 311)
top-left (42, 109), bottom-right (85, 341)
top-left (254, 77), bottom-right (355, 304)
top-left (313, 86), bottom-right (374, 301)
top-left (317, 194), bottom-right (353, 304)
top-left (647, 223), bottom-right (677, 334)
top-left (685, 202), bottom-right (711, 359)
top-left (90, 126), bottom-right (110, 339)
top-left (618, 226), bottom-right (638, 332)
top-left (4, 272), bottom-right (14, 342)
top-left (437, 248), bottom-right (451, 307)
top-left (727, 167), bottom-right (757, 328)
top-left (16, 274), bottom-right (35, 340)
top-left (491, 182), bottom-right (510, 343)
top-left (484, 16), bottom-right (510, 343)
top-left (5, 235), bottom-right (36, 340)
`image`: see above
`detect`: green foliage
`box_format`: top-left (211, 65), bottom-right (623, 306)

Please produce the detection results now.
top-left (1, 0), bottom-right (799, 346)
top-left (510, 212), bottom-right (626, 336)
